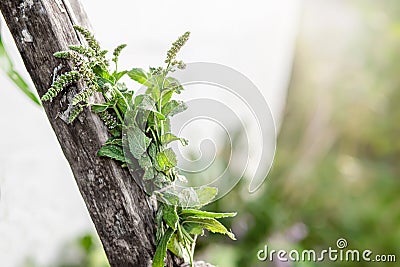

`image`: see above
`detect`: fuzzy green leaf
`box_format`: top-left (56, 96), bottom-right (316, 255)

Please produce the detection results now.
top-left (127, 127), bottom-right (151, 159)
top-left (138, 153), bottom-right (155, 180)
top-left (93, 65), bottom-right (114, 83)
top-left (155, 190), bottom-right (180, 206)
top-left (146, 84), bottom-right (161, 102)
top-left (105, 137), bottom-right (123, 146)
top-left (161, 90), bottom-right (174, 106)
top-left (148, 143), bottom-right (158, 161)
top-left (116, 81), bottom-right (129, 92)
top-left (196, 187), bottom-right (218, 206)
top-left (179, 188), bottom-right (200, 207)
top-left (152, 228), bottom-right (175, 267)
top-left (91, 103), bottom-right (110, 113)
top-left (134, 94), bottom-right (156, 112)
top-left (182, 222), bottom-right (204, 236)
top-left (182, 217), bottom-right (236, 240)
top-left (162, 205), bottom-right (179, 230)
top-left (167, 233), bottom-right (189, 261)
top-left (116, 95), bottom-right (129, 115)
top-left (96, 77), bottom-right (113, 89)
top-left (128, 68), bottom-right (149, 86)
top-left (138, 153), bottom-right (153, 168)
top-left (154, 172), bottom-right (171, 188)
top-left (143, 167), bottom-right (155, 180)
top-left (0, 34), bottom-right (41, 106)
top-left (162, 100), bottom-right (187, 117)
top-left (122, 91), bottom-right (134, 107)
top-left (180, 209), bottom-right (237, 219)
top-left (161, 133), bottom-right (188, 146)
top-left (97, 144), bottom-right (126, 163)
top-left (156, 148), bottom-right (177, 171)
top-left (165, 77), bottom-right (184, 93)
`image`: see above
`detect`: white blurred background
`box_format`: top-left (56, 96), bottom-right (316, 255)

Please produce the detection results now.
top-left (0, 0), bottom-right (301, 266)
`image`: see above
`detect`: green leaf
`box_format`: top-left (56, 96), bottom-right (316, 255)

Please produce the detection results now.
top-left (161, 90), bottom-right (174, 106)
top-left (182, 217), bottom-right (236, 240)
top-left (155, 190), bottom-right (180, 206)
top-left (148, 143), bottom-right (158, 161)
top-left (156, 148), bottom-right (177, 171)
top-left (182, 221), bottom-right (204, 236)
top-left (179, 223), bottom-right (195, 243)
top-left (128, 68), bottom-right (149, 86)
top-left (97, 144), bottom-right (126, 163)
top-left (164, 118), bottom-right (171, 133)
top-left (138, 153), bottom-right (153, 168)
top-left (180, 209), bottom-right (237, 219)
top-left (116, 94), bottom-right (129, 115)
top-left (156, 208), bottom-right (164, 242)
top-left (91, 103), bottom-right (110, 113)
top-left (145, 74), bottom-right (164, 101)
top-left (138, 153), bottom-right (155, 180)
top-left (127, 127), bottom-right (151, 159)
top-left (179, 188), bottom-right (199, 207)
top-left (162, 100), bottom-right (187, 117)
top-left (162, 205), bottom-right (179, 230)
top-left (122, 91), bottom-right (134, 109)
top-left (196, 187), bottom-right (218, 206)
top-left (113, 70), bottom-right (128, 82)
top-left (105, 137), bottom-right (123, 146)
top-left (152, 228), bottom-right (175, 267)
top-left (161, 133), bottom-right (188, 146)
top-left (134, 94), bottom-right (156, 112)
top-left (96, 76), bottom-right (114, 89)
top-left (93, 65), bottom-right (115, 83)
top-left (165, 77), bottom-right (184, 93)
top-left (167, 233), bottom-right (190, 261)
top-left (143, 167), bottom-right (155, 180)
top-left (116, 82), bottom-right (129, 92)
top-left (0, 34), bottom-right (41, 106)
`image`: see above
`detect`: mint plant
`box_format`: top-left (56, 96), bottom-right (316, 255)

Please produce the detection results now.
top-left (41, 25), bottom-right (236, 267)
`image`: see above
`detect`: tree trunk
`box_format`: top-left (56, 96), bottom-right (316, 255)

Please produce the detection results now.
top-left (0, 1), bottom-right (180, 266)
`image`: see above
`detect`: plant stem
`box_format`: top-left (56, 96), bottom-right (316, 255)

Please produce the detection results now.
top-left (114, 87), bottom-right (130, 110)
top-left (191, 234), bottom-right (198, 261)
top-left (113, 105), bottom-right (124, 124)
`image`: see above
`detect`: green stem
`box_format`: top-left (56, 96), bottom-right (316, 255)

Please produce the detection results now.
top-left (113, 87), bottom-right (130, 112)
top-left (113, 105), bottom-right (124, 124)
top-left (186, 245), bottom-right (194, 267)
top-left (158, 64), bottom-right (171, 138)
top-left (190, 235), bottom-right (197, 263)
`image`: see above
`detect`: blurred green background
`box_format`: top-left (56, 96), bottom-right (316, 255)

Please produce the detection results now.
top-left (197, 1), bottom-right (400, 266)
top-left (7, 0), bottom-right (400, 266)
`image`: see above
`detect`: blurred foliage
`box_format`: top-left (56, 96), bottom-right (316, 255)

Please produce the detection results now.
top-left (195, 0), bottom-right (400, 266)
top-left (21, 233), bottom-right (109, 267)
top-left (0, 23), bottom-right (41, 106)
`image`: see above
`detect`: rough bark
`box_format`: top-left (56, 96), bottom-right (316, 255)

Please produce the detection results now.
top-left (0, 0), bottom-right (181, 266)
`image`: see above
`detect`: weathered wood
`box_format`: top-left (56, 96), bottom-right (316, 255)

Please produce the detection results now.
top-left (0, 1), bottom-right (181, 266)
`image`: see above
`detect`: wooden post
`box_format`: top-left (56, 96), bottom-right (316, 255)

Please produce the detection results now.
top-left (0, 1), bottom-right (180, 266)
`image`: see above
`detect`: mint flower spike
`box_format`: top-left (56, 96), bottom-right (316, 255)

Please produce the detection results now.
top-left (73, 25), bottom-right (101, 55)
top-left (165, 31), bottom-right (190, 65)
top-left (41, 71), bottom-right (80, 101)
